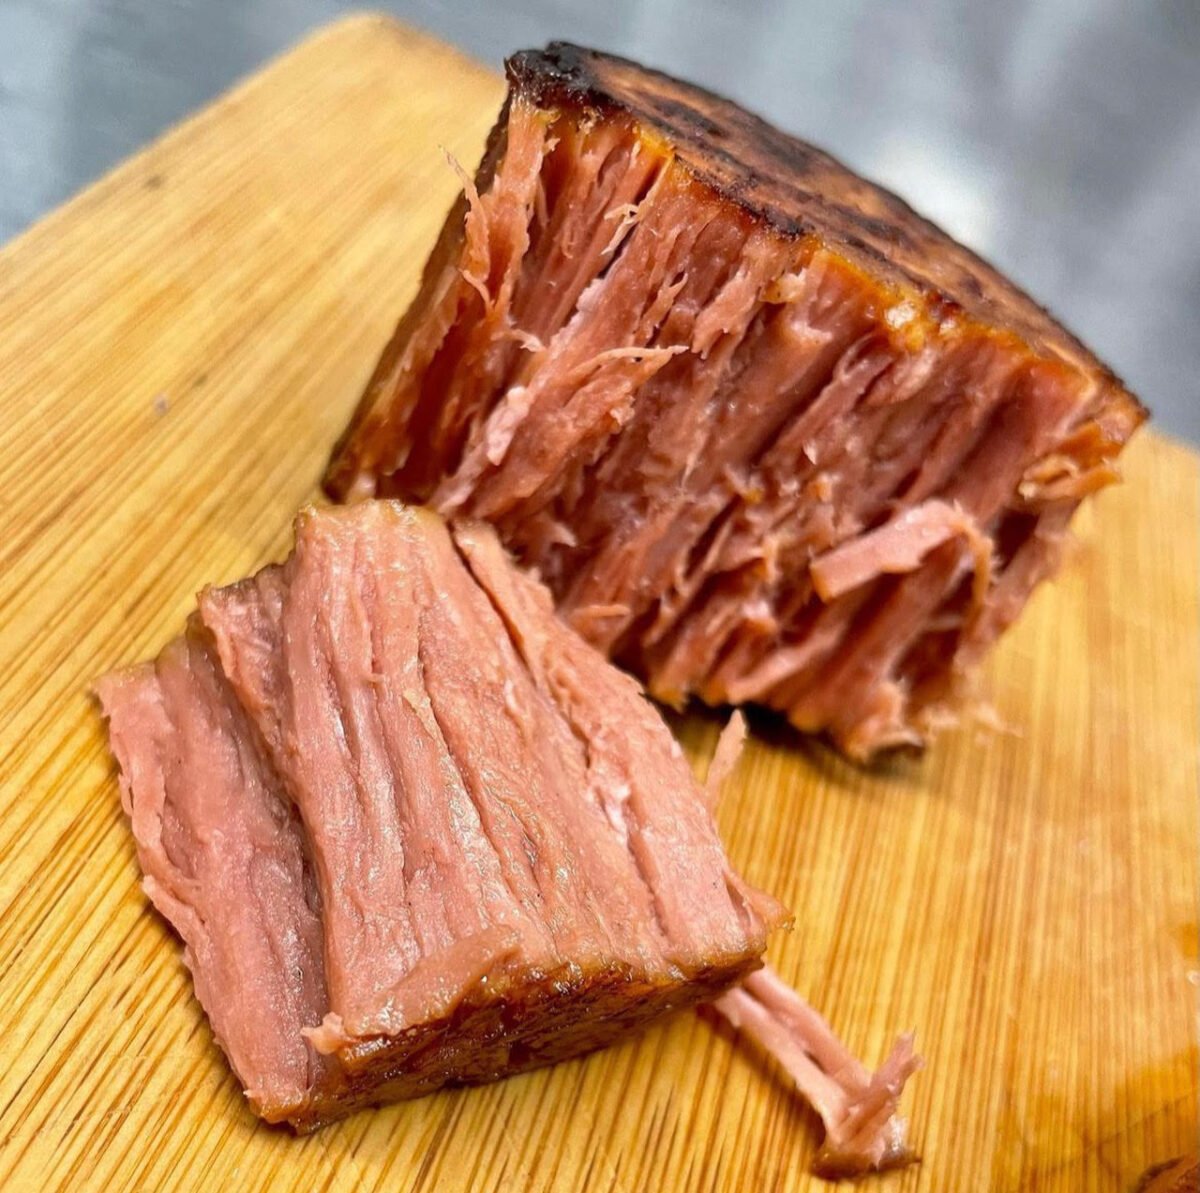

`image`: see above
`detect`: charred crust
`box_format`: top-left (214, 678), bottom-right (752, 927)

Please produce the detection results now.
top-left (280, 954), bottom-right (758, 1131)
top-left (502, 42), bottom-right (1143, 421)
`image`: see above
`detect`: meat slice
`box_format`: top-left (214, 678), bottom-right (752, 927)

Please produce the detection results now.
top-left (97, 502), bottom-right (789, 1130)
top-left (325, 42), bottom-right (1147, 759)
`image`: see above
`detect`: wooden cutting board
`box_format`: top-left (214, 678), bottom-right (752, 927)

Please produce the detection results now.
top-left (0, 15), bottom-right (1194, 1192)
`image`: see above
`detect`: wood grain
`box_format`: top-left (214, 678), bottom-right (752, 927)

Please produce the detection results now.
top-left (0, 14), bottom-right (1194, 1191)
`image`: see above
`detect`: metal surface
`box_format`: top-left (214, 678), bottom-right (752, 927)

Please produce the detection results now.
top-left (2, 0), bottom-right (1196, 440)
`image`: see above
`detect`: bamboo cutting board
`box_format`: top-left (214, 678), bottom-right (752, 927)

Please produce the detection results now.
top-left (0, 15), bottom-right (1194, 1192)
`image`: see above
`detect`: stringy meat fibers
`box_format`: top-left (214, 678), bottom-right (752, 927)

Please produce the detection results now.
top-left (95, 503), bottom-right (787, 1130)
top-left (325, 42), bottom-right (1147, 759)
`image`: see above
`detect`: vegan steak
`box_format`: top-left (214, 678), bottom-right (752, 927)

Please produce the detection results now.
top-left (325, 42), bottom-right (1146, 759)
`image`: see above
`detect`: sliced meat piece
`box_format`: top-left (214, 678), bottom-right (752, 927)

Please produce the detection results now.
top-left (325, 42), bottom-right (1146, 760)
top-left (99, 502), bottom-right (788, 1130)
top-left (94, 625), bottom-right (333, 1124)
top-left (198, 503), bottom-right (786, 1066)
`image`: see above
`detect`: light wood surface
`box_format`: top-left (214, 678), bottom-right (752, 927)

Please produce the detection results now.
top-left (0, 15), bottom-right (1194, 1192)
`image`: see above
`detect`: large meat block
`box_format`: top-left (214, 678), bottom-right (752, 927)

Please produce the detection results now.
top-left (326, 43), bottom-right (1146, 758)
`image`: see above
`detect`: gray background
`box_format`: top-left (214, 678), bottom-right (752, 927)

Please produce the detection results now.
top-left (2, 0), bottom-right (1197, 441)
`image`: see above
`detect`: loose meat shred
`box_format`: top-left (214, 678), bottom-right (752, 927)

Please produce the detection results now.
top-left (325, 42), bottom-right (1147, 760)
top-left (810, 499), bottom-right (993, 615)
top-left (704, 709), bottom-right (747, 812)
top-left (713, 969), bottom-right (920, 1177)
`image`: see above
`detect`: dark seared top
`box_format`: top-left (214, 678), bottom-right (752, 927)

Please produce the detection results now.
top-left (507, 42), bottom-right (1140, 406)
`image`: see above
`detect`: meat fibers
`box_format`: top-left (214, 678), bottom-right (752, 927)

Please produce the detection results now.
top-left (97, 504), bottom-right (785, 1129)
top-left (326, 43), bottom-right (1146, 759)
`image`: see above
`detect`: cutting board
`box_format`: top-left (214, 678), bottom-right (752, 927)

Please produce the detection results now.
top-left (0, 15), bottom-right (1194, 1192)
